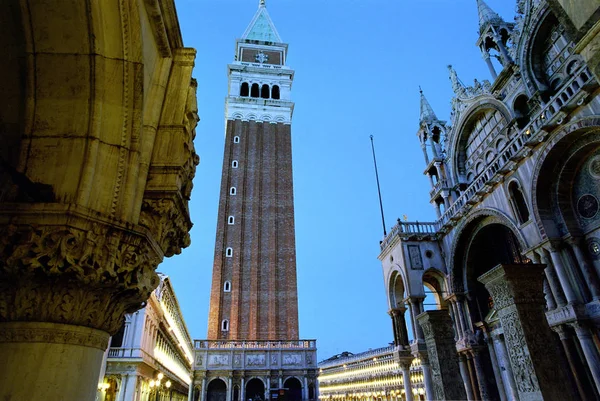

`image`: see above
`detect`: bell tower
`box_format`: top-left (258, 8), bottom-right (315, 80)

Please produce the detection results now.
top-left (207, 0), bottom-right (297, 341)
top-left (194, 5), bottom-right (317, 401)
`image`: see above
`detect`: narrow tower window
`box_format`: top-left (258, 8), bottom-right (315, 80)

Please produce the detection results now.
top-left (240, 82), bottom-right (249, 97)
top-left (228, 216), bottom-right (235, 225)
top-left (226, 247), bottom-right (233, 257)
top-left (251, 83), bottom-right (259, 98)
top-left (233, 136), bottom-right (240, 143)
top-left (261, 84), bottom-right (270, 99)
top-left (232, 160), bottom-right (239, 168)
top-left (221, 320), bottom-right (229, 331)
top-left (224, 281), bottom-right (231, 292)
top-left (230, 187), bottom-right (236, 195)
top-left (272, 85), bottom-right (280, 100)
top-left (509, 181), bottom-right (530, 224)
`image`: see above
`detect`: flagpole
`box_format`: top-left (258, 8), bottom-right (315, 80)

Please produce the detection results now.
top-left (370, 135), bottom-right (387, 236)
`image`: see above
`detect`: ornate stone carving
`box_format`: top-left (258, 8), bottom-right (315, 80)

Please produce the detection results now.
top-left (140, 198), bottom-right (192, 257)
top-left (0, 221), bottom-right (161, 334)
top-left (479, 264), bottom-right (575, 401)
top-left (417, 311), bottom-right (466, 401)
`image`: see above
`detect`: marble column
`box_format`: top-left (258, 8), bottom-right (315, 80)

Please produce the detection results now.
top-left (571, 323), bottom-right (600, 394)
top-left (546, 246), bottom-right (579, 303)
top-left (408, 298), bottom-right (425, 342)
top-left (188, 374), bottom-right (195, 401)
top-left (303, 376), bottom-right (309, 401)
top-left (419, 359), bottom-right (434, 401)
top-left (458, 354), bottom-right (475, 401)
top-left (390, 308), bottom-right (410, 347)
top-left (201, 377), bottom-right (207, 401)
top-left (482, 50), bottom-right (498, 79)
top-left (479, 264), bottom-right (577, 401)
top-left (241, 377), bottom-right (246, 401)
top-left (568, 238), bottom-right (600, 300)
top-left (553, 325), bottom-right (594, 400)
top-left (400, 363), bottom-right (413, 401)
top-left (490, 333), bottom-right (519, 401)
top-left (470, 348), bottom-right (497, 401)
top-left (416, 311), bottom-right (466, 401)
top-left (539, 249), bottom-right (567, 306)
top-left (228, 376), bottom-right (233, 401)
top-left (483, 332), bottom-right (507, 401)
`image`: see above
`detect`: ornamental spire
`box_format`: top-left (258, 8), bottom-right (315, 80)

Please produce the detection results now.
top-left (260, 0), bottom-right (266, 7)
top-left (448, 65), bottom-right (466, 96)
top-left (476, 0), bottom-right (504, 32)
top-left (419, 87), bottom-right (438, 124)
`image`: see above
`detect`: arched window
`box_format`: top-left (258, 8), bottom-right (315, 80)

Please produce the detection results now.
top-left (232, 160), bottom-right (238, 168)
top-left (272, 85), bottom-right (280, 100)
top-left (233, 136), bottom-right (240, 143)
top-left (221, 320), bottom-right (229, 331)
top-left (509, 181), bottom-right (530, 224)
top-left (228, 216), bottom-right (235, 225)
top-left (224, 281), bottom-right (231, 292)
top-left (226, 247), bottom-right (233, 257)
top-left (230, 187), bottom-right (236, 195)
top-left (514, 95), bottom-right (531, 129)
top-left (261, 84), bottom-right (270, 99)
top-left (240, 82), bottom-right (249, 97)
top-left (251, 83), bottom-right (259, 98)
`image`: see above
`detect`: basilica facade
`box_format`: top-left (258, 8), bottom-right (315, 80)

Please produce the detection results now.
top-left (379, 1), bottom-right (600, 400)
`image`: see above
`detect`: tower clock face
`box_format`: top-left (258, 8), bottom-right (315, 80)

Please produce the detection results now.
top-left (255, 51), bottom-right (269, 64)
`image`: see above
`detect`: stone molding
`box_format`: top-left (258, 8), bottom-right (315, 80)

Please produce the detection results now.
top-left (0, 322), bottom-right (109, 350)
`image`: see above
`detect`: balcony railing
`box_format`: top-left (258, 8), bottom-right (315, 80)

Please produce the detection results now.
top-left (108, 347), bottom-right (147, 359)
top-left (318, 345), bottom-right (397, 369)
top-left (194, 339), bottom-right (317, 350)
top-left (381, 65), bottom-right (596, 251)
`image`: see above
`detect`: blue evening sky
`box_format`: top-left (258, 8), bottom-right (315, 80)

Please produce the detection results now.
top-left (160, 0), bottom-right (516, 360)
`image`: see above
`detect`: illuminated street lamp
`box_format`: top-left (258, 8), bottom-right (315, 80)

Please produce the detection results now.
top-left (149, 371), bottom-right (173, 401)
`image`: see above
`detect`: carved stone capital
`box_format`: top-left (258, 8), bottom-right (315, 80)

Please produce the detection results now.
top-left (140, 196), bottom-right (192, 257)
top-left (0, 213), bottom-right (162, 334)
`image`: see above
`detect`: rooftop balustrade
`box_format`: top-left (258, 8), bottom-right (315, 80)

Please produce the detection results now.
top-left (381, 65), bottom-right (596, 251)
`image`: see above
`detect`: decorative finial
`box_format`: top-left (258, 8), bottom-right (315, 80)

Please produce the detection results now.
top-left (260, 0), bottom-right (266, 7)
top-left (419, 85), bottom-right (423, 94)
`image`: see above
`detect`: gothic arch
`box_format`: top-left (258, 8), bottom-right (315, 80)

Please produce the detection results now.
top-left (531, 117), bottom-right (600, 240)
top-left (449, 98), bottom-right (513, 184)
top-left (448, 208), bottom-right (528, 293)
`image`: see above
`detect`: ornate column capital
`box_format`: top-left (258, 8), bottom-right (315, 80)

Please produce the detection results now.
top-left (0, 212), bottom-right (162, 334)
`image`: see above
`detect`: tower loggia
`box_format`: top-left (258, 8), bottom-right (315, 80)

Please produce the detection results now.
top-left (193, 4), bottom-right (317, 401)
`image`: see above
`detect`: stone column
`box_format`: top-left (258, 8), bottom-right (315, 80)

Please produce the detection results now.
top-left (546, 245), bottom-right (579, 303)
top-left (457, 354), bottom-right (475, 401)
top-left (571, 323), bottom-right (600, 394)
top-left (419, 358), bottom-right (434, 401)
top-left (188, 374), bottom-right (195, 401)
top-left (470, 348), bottom-right (496, 401)
top-left (118, 374), bottom-right (138, 401)
top-left (241, 377), bottom-right (246, 401)
top-left (539, 249), bottom-right (567, 306)
top-left (568, 238), bottom-right (600, 300)
top-left (490, 333), bottom-right (519, 401)
top-left (400, 362), bottom-right (413, 401)
top-left (482, 50), bottom-right (498, 80)
top-left (482, 332), bottom-right (506, 401)
top-left (201, 377), bottom-right (207, 401)
top-left (553, 325), bottom-right (594, 400)
top-left (303, 376), bottom-right (309, 401)
top-left (416, 311), bottom-right (466, 401)
top-left (408, 298), bottom-right (425, 342)
top-left (390, 308), bottom-right (410, 347)
top-left (478, 264), bottom-right (577, 401)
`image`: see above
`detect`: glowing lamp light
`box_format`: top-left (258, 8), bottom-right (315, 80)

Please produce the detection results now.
top-left (166, 381), bottom-right (172, 388)
top-left (158, 373), bottom-right (165, 380)
top-left (150, 380), bottom-right (156, 387)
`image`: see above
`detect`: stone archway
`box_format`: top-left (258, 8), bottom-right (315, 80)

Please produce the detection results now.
top-left (246, 378), bottom-right (265, 401)
top-left (284, 377), bottom-right (302, 401)
top-left (207, 379), bottom-right (227, 401)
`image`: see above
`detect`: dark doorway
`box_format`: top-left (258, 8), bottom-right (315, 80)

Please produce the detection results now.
top-left (246, 378), bottom-right (265, 401)
top-left (207, 379), bottom-right (227, 401)
top-left (284, 378), bottom-right (302, 401)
